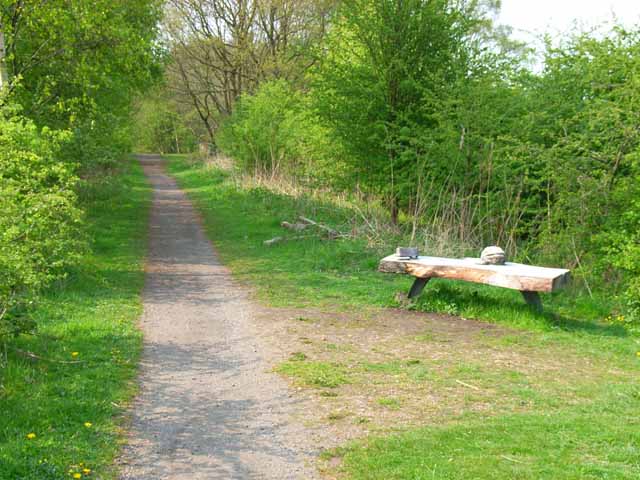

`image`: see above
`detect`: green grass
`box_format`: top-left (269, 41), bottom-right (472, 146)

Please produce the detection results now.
top-left (376, 397), bottom-right (402, 410)
top-left (164, 157), bottom-right (607, 325)
top-left (334, 391), bottom-right (640, 479)
top-left (360, 360), bottom-right (434, 383)
top-left (0, 158), bottom-right (151, 480)
top-left (276, 359), bottom-right (350, 388)
top-left (166, 155), bottom-right (640, 479)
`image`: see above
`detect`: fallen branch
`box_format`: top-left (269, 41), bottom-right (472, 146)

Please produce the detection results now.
top-left (454, 379), bottom-right (481, 391)
top-left (263, 235), bottom-right (312, 246)
top-left (265, 216), bottom-right (346, 245)
top-left (280, 221), bottom-right (308, 232)
top-left (298, 216), bottom-right (339, 239)
top-left (264, 236), bottom-right (284, 246)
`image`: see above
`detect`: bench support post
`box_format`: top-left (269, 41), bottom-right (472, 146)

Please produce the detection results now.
top-left (408, 277), bottom-right (431, 299)
top-left (521, 291), bottom-right (543, 312)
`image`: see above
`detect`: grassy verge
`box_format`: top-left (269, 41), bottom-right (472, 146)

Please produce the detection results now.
top-left (166, 156), bottom-right (632, 341)
top-left (0, 158), bottom-right (151, 480)
top-left (166, 154), bottom-right (640, 479)
top-left (334, 399), bottom-right (640, 479)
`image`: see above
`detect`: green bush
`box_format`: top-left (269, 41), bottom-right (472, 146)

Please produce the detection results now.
top-left (598, 154), bottom-right (640, 324)
top-left (133, 87), bottom-right (198, 154)
top-left (0, 110), bottom-right (85, 340)
top-left (216, 80), bottom-right (341, 183)
top-left (214, 19), bottom-right (640, 321)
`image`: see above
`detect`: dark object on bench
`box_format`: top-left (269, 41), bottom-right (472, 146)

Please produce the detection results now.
top-left (396, 247), bottom-right (419, 259)
top-left (379, 254), bottom-right (570, 312)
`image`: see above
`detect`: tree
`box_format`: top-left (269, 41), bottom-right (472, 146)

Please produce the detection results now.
top-left (216, 79), bottom-right (338, 178)
top-left (164, 0), bottom-right (333, 142)
top-left (313, 0), bottom-right (480, 223)
top-left (0, 0), bottom-right (162, 165)
top-left (0, 0), bottom-right (162, 339)
top-left (0, 23), bottom-right (7, 90)
top-left (133, 84), bottom-right (198, 154)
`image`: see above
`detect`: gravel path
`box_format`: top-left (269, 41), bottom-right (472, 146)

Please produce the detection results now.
top-left (119, 155), bottom-right (316, 480)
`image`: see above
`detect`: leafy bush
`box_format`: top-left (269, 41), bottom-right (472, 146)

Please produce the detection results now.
top-left (216, 80), bottom-right (341, 183)
top-left (133, 86), bottom-right (198, 154)
top-left (214, 15), bottom-right (640, 321)
top-left (598, 154), bottom-right (640, 324)
top-left (0, 110), bottom-right (84, 340)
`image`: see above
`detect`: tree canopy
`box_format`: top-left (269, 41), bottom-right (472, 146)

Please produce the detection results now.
top-left (0, 0), bottom-right (162, 339)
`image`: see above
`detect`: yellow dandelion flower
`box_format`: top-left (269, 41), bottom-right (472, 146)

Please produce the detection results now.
top-left (71, 352), bottom-right (79, 358)
top-left (73, 474), bottom-right (82, 479)
top-left (636, 351), bottom-right (640, 357)
top-left (26, 433), bottom-right (36, 440)
top-left (83, 468), bottom-right (91, 474)
top-left (84, 422), bottom-right (92, 428)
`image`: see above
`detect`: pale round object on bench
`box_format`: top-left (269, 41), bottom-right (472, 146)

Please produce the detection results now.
top-left (480, 246), bottom-right (506, 265)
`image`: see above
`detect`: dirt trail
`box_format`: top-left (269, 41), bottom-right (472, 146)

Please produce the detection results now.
top-left (119, 155), bottom-right (316, 479)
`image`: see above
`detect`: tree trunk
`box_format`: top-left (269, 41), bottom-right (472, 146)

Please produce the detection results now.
top-left (388, 149), bottom-right (399, 225)
top-left (174, 122), bottom-right (181, 154)
top-left (390, 197), bottom-right (399, 225)
top-left (0, 27), bottom-right (9, 90)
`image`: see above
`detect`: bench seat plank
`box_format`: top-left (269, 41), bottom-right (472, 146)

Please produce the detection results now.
top-left (379, 254), bottom-right (570, 293)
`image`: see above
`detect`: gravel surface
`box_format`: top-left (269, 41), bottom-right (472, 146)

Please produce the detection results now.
top-left (119, 155), bottom-right (316, 480)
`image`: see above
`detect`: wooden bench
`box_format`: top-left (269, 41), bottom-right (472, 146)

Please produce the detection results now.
top-left (378, 254), bottom-right (570, 311)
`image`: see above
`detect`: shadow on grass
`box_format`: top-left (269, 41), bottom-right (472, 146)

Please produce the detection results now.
top-left (411, 280), bottom-right (628, 338)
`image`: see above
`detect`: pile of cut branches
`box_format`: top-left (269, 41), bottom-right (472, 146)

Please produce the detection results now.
top-left (263, 216), bottom-right (347, 246)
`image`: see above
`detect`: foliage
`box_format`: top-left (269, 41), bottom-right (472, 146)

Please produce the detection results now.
top-left (599, 159), bottom-right (640, 324)
top-left (167, 155), bottom-right (627, 338)
top-left (0, 159), bottom-right (151, 479)
top-left (312, 0), bottom-right (477, 222)
top-left (133, 85), bottom-right (198, 154)
top-left (163, 0), bottom-right (333, 142)
top-left (532, 29), bottom-right (640, 317)
top-left (211, 14), bottom-right (640, 318)
top-left (216, 79), bottom-right (342, 182)
top-left (0, 110), bottom-right (84, 340)
top-left (0, 0), bottom-right (161, 339)
top-left (0, 0), bottom-right (162, 167)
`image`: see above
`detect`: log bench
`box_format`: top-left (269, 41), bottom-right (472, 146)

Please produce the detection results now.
top-left (378, 254), bottom-right (571, 312)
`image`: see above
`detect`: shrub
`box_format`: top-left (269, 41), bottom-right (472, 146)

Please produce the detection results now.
top-left (133, 88), bottom-right (198, 154)
top-left (0, 109), bottom-right (85, 340)
top-left (598, 154), bottom-right (640, 324)
top-left (216, 80), bottom-right (341, 184)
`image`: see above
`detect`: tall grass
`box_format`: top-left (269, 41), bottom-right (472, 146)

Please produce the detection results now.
top-left (195, 153), bottom-right (564, 266)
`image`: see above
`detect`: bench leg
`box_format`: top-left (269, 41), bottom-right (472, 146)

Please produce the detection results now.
top-left (408, 277), bottom-right (431, 299)
top-left (521, 291), bottom-right (543, 312)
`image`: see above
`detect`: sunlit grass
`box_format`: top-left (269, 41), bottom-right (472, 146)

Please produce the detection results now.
top-left (276, 360), bottom-right (351, 388)
top-left (0, 158), bottom-right (151, 480)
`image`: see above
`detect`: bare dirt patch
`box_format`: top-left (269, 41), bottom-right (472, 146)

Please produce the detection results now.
top-left (248, 304), bottom-right (620, 462)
